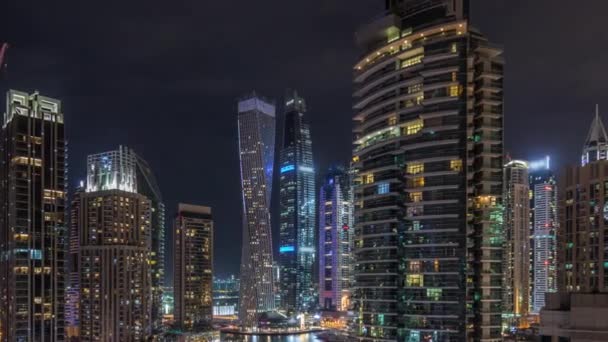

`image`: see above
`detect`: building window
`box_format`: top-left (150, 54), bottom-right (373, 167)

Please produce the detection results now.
top-left (427, 288), bottom-right (442, 301)
top-left (407, 163), bottom-right (424, 174)
top-left (377, 183), bottom-right (390, 194)
top-left (404, 119), bottom-right (423, 135)
top-left (450, 159), bottom-right (463, 172)
top-left (412, 221), bottom-right (421, 231)
top-left (451, 43), bottom-right (458, 53)
top-left (408, 261), bottom-right (421, 272)
top-left (413, 177), bottom-right (425, 187)
top-left (401, 55), bottom-right (423, 69)
top-left (388, 115), bottom-right (398, 126)
top-left (449, 85), bottom-right (461, 97)
top-left (407, 83), bottom-right (422, 94)
top-left (406, 274), bottom-right (424, 287)
top-left (410, 192), bottom-right (422, 202)
top-left (365, 174), bottom-right (374, 184)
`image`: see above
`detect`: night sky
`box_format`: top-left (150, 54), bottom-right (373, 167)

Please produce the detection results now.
top-left (2, 1), bottom-right (607, 283)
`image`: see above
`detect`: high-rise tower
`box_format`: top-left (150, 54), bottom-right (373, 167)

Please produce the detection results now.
top-left (318, 166), bottom-right (354, 311)
top-left (278, 90), bottom-right (316, 313)
top-left (237, 93), bottom-right (276, 327)
top-left (174, 204), bottom-right (213, 331)
top-left (528, 157), bottom-right (557, 313)
top-left (581, 105), bottom-right (608, 166)
top-left (0, 90), bottom-right (67, 341)
top-left (77, 148), bottom-right (153, 340)
top-left (85, 146), bottom-right (166, 331)
top-left (503, 160), bottom-right (531, 321)
top-left (352, 1), bottom-right (504, 340)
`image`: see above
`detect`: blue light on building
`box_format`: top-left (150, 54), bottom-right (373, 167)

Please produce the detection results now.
top-left (280, 165), bottom-right (295, 173)
top-left (279, 246), bottom-right (295, 253)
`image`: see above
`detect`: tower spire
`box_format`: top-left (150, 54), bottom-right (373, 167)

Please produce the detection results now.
top-left (582, 104), bottom-right (608, 165)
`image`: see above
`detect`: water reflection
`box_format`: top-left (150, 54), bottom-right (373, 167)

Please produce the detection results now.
top-left (220, 333), bottom-right (321, 342)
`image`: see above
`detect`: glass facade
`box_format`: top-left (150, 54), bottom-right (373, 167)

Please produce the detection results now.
top-left (352, 1), bottom-right (504, 340)
top-left (529, 163), bottom-right (557, 313)
top-left (237, 93), bottom-right (277, 327)
top-left (278, 90), bottom-right (317, 313)
top-left (0, 90), bottom-right (67, 341)
top-left (318, 167), bottom-right (354, 311)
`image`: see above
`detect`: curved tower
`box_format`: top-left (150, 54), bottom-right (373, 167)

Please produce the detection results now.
top-left (237, 93), bottom-right (276, 327)
top-left (352, 1), bottom-right (504, 340)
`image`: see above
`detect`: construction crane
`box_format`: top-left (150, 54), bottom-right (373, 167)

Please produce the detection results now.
top-left (0, 43), bottom-right (8, 76)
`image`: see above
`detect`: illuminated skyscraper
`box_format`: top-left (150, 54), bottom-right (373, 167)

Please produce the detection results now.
top-left (67, 185), bottom-right (84, 338)
top-left (559, 160), bottom-right (608, 292)
top-left (77, 149), bottom-right (153, 340)
top-left (581, 105), bottom-right (608, 166)
top-left (174, 204), bottom-right (213, 331)
top-left (86, 146), bottom-right (166, 331)
top-left (352, 1), bottom-right (504, 340)
top-left (237, 93), bottom-right (276, 327)
top-left (278, 90), bottom-right (316, 313)
top-left (503, 160), bottom-right (530, 320)
top-left (528, 157), bottom-right (557, 313)
top-left (0, 90), bottom-right (67, 341)
top-left (318, 166), bottom-right (354, 311)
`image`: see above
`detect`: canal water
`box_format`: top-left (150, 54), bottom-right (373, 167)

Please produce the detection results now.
top-left (220, 333), bottom-right (322, 341)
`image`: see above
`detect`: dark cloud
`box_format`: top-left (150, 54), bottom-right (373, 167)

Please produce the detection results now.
top-left (1, 0), bottom-right (606, 280)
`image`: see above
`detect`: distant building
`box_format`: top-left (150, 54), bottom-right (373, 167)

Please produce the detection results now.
top-left (213, 275), bottom-right (240, 316)
top-left (0, 90), bottom-right (67, 340)
top-left (237, 93), bottom-right (277, 327)
top-left (504, 160), bottom-right (531, 319)
top-left (174, 204), bottom-right (214, 331)
top-left (581, 105), bottom-right (608, 166)
top-left (278, 90), bottom-right (316, 313)
top-left (559, 158), bottom-right (608, 292)
top-left (77, 187), bottom-right (152, 339)
top-left (85, 146), bottom-right (166, 331)
top-left (67, 185), bottom-right (84, 337)
top-left (540, 292), bottom-right (608, 341)
top-left (318, 166), bottom-right (354, 311)
top-left (529, 157), bottom-right (557, 313)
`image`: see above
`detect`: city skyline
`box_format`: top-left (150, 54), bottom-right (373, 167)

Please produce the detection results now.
top-left (2, 1), bottom-right (607, 277)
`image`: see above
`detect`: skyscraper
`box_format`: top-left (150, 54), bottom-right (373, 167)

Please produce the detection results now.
top-left (86, 146), bottom-right (166, 331)
top-left (278, 90), bottom-right (316, 313)
top-left (174, 204), bottom-right (213, 331)
top-left (559, 113), bottom-right (608, 293)
top-left (66, 185), bottom-right (84, 338)
top-left (0, 90), bottom-right (67, 341)
top-left (503, 160), bottom-right (530, 321)
top-left (581, 105), bottom-right (608, 166)
top-left (559, 159), bottom-right (608, 293)
top-left (352, 1), bottom-right (504, 340)
top-left (528, 157), bottom-right (557, 313)
top-left (318, 166), bottom-right (354, 311)
top-left (237, 93), bottom-right (276, 327)
top-left (77, 149), bottom-right (152, 340)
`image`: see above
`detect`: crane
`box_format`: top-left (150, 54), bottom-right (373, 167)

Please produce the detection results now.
top-left (0, 43), bottom-right (8, 76)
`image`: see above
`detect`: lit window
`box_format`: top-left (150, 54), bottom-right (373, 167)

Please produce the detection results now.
top-left (413, 177), bottom-right (425, 187)
top-left (401, 55), bottom-right (423, 69)
top-left (388, 116), bottom-right (398, 126)
top-left (386, 26), bottom-right (400, 43)
top-left (427, 288), bottom-right (442, 301)
top-left (352, 155), bottom-right (360, 163)
top-left (407, 163), bottom-right (424, 174)
top-left (404, 119), bottom-right (423, 135)
top-left (415, 95), bottom-right (424, 105)
top-left (407, 84), bottom-right (422, 94)
top-left (406, 274), bottom-right (424, 287)
top-left (450, 160), bottom-right (463, 172)
top-left (378, 183), bottom-right (390, 195)
top-left (449, 85), bottom-right (461, 97)
top-left (412, 221), bottom-right (421, 231)
top-left (410, 192), bottom-right (422, 202)
top-left (408, 261), bottom-right (421, 272)
top-left (451, 43), bottom-right (458, 53)
top-left (452, 72), bottom-right (458, 82)
top-left (365, 174), bottom-right (374, 184)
